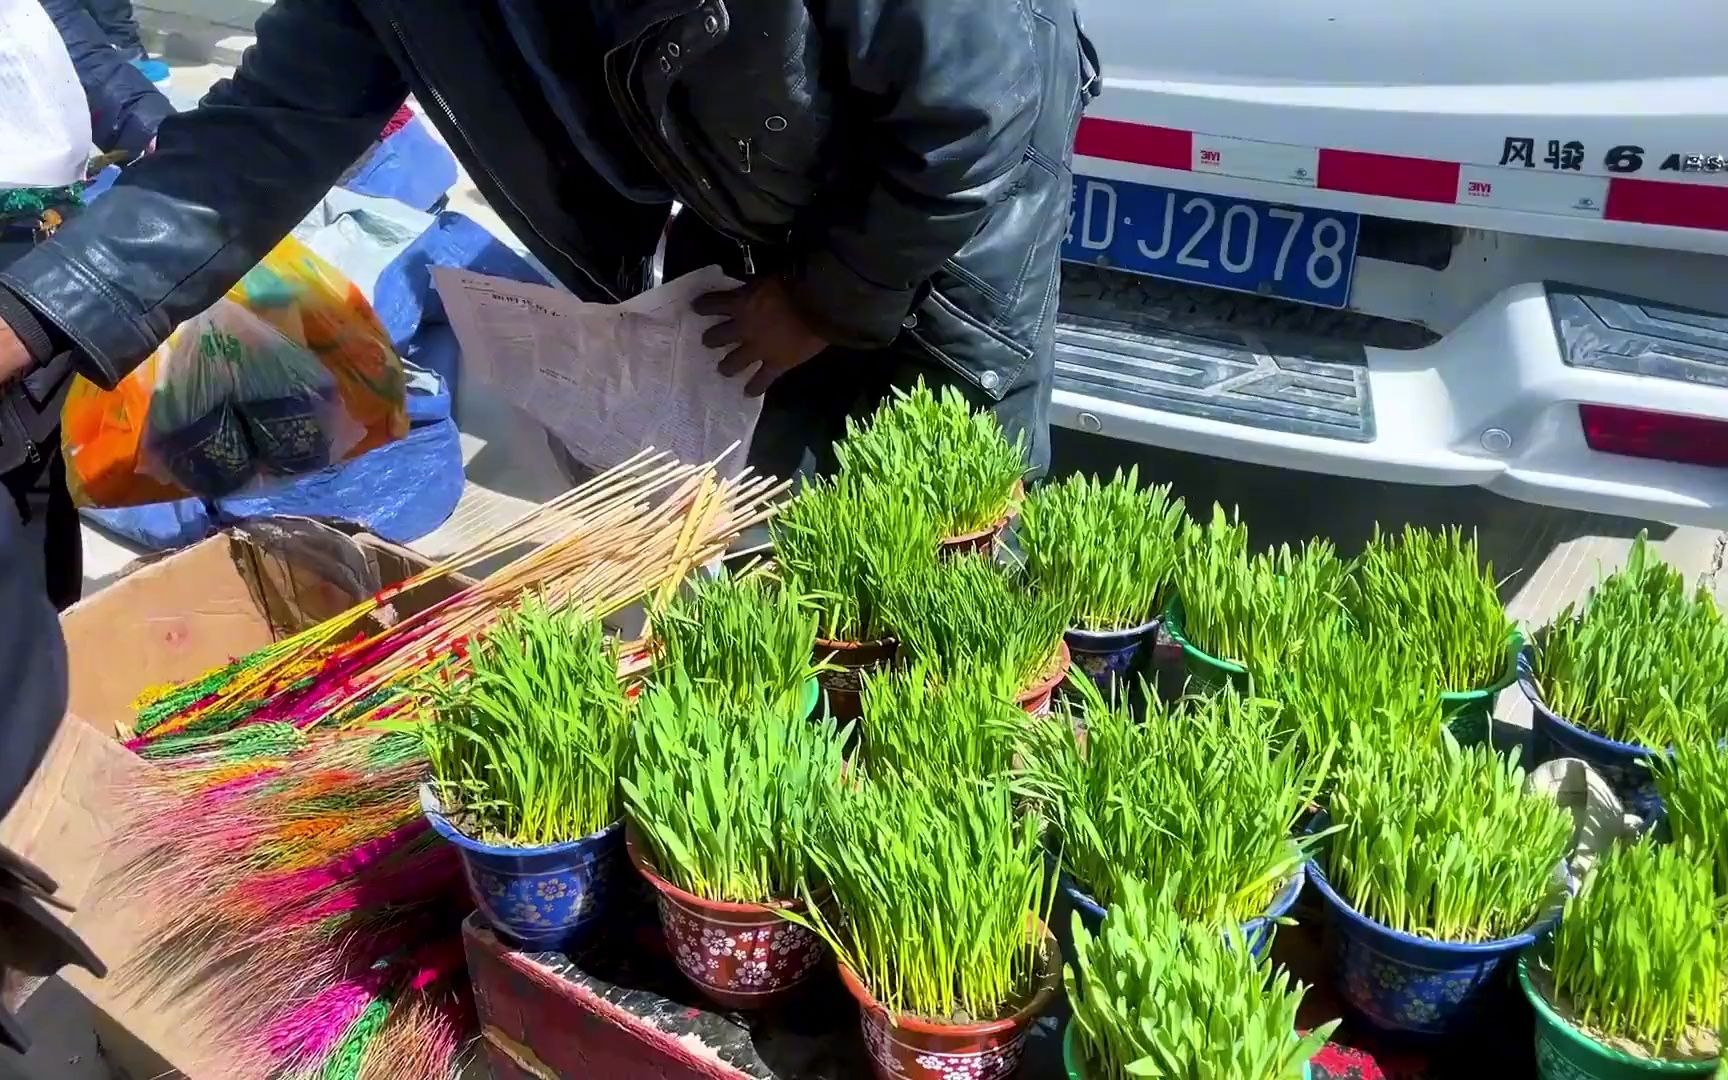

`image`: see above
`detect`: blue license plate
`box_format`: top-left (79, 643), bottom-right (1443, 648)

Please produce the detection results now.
top-left (1063, 176), bottom-right (1360, 309)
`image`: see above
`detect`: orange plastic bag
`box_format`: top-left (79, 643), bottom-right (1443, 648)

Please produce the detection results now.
top-left (62, 236), bottom-right (408, 507)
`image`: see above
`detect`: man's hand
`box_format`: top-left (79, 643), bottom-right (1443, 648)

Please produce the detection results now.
top-left (0, 324), bottom-right (33, 388)
top-left (694, 278), bottom-right (829, 397)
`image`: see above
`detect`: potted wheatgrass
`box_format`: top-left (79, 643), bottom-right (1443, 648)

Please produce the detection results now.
top-left (650, 568), bottom-right (821, 717)
top-left (857, 660), bottom-right (1026, 784)
top-left (1259, 619), bottom-right (1448, 788)
top-left (1346, 525), bottom-right (1521, 745)
top-left (1525, 535), bottom-right (1728, 823)
top-left (620, 665), bottom-right (849, 1009)
top-left (1519, 839), bottom-right (1721, 1078)
top-left (833, 381), bottom-right (1026, 555)
top-left (770, 474), bottom-right (941, 719)
top-left (1166, 506), bottom-right (1349, 690)
top-left (1308, 734), bottom-right (1574, 1034)
top-left (875, 552), bottom-right (1072, 714)
top-left (1064, 877), bottom-right (1338, 1080)
top-left (788, 772), bottom-right (1059, 1080)
top-left (1017, 467), bottom-right (1187, 694)
top-left (1020, 679), bottom-right (1329, 962)
top-left (415, 598), bottom-right (632, 951)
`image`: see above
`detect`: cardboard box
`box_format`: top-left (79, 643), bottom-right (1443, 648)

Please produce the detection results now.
top-left (0, 520), bottom-right (463, 1078)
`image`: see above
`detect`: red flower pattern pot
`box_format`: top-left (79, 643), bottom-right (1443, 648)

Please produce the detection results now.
top-left (838, 924), bottom-right (1061, 1080)
top-left (816, 636), bottom-right (900, 722)
top-left (626, 834), bottom-right (827, 1010)
top-left (937, 483), bottom-right (1024, 559)
top-left (1016, 641), bottom-right (1072, 716)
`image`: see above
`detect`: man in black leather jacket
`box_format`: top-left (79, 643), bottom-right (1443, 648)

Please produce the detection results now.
top-left (0, 0), bottom-right (1099, 482)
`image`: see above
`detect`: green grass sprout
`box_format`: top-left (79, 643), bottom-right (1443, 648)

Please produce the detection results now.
top-left (857, 661), bottom-right (1026, 784)
top-left (415, 597), bottom-right (630, 846)
top-left (1347, 525), bottom-right (1516, 690)
top-left (1175, 505), bottom-right (1350, 673)
top-left (1067, 876), bottom-right (1338, 1080)
top-left (1651, 740), bottom-right (1728, 897)
top-left (652, 569), bottom-right (819, 711)
top-left (1536, 534), bottom-right (1728, 748)
top-left (875, 553), bottom-right (1069, 696)
top-left (620, 664), bottom-right (849, 904)
top-left (771, 475), bottom-right (941, 643)
top-left (1258, 619), bottom-right (1447, 780)
top-left (834, 381), bottom-right (1026, 536)
top-left (1018, 467), bottom-right (1187, 631)
top-left (1548, 838), bottom-right (1723, 1059)
top-left (1019, 678), bottom-right (1330, 924)
top-left (1324, 734), bottom-right (1572, 942)
top-left (787, 773), bottom-right (1051, 1022)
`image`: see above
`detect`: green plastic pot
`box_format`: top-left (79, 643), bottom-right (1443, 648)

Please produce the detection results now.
top-left (1161, 595), bottom-right (1249, 692)
top-left (1439, 628), bottom-right (1525, 746)
top-left (1517, 956), bottom-right (1718, 1080)
top-left (1061, 1021), bottom-right (1314, 1079)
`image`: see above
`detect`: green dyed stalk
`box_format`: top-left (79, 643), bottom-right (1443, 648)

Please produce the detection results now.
top-left (652, 569), bottom-right (819, 712)
top-left (1536, 534), bottom-right (1728, 748)
top-left (834, 381), bottom-right (1026, 536)
top-left (1068, 877), bottom-right (1337, 1080)
top-left (1018, 678), bottom-right (1329, 924)
top-left (1258, 619), bottom-right (1447, 782)
top-left (1346, 525), bottom-right (1515, 690)
top-left (1325, 735), bottom-right (1572, 942)
top-left (1018, 467), bottom-right (1187, 632)
top-left (413, 598), bottom-right (630, 846)
top-left (771, 475), bottom-right (941, 642)
top-left (858, 661), bottom-right (1026, 784)
top-left (1549, 839), bottom-right (1723, 1057)
top-left (318, 997), bottom-right (390, 1080)
top-left (786, 773), bottom-right (1050, 1022)
top-left (1651, 741), bottom-right (1728, 897)
top-left (875, 553), bottom-right (1069, 696)
top-left (1175, 505), bottom-right (1349, 673)
top-left (620, 665), bottom-right (849, 904)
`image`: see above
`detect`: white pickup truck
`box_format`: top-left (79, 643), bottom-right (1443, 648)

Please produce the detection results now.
top-left (1057, 0), bottom-right (1728, 527)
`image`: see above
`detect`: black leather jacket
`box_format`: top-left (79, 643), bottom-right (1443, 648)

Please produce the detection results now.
top-left (0, 0), bottom-right (1098, 408)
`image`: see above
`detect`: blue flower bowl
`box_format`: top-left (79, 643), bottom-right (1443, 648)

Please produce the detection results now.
top-left (1518, 646), bottom-right (1666, 825)
top-left (1057, 863), bottom-right (1304, 961)
top-left (421, 784), bottom-right (623, 953)
top-left (1063, 617), bottom-right (1161, 696)
top-left (1306, 813), bottom-right (1563, 1035)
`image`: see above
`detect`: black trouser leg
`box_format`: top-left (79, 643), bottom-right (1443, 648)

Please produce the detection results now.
top-left (79, 0), bottom-right (146, 56)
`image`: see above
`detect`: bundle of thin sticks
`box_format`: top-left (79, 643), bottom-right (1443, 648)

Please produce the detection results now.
top-left (105, 449), bottom-right (785, 1080)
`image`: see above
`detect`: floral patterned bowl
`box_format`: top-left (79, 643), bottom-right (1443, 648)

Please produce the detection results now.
top-left (625, 831), bottom-right (827, 1010)
top-left (1305, 815), bottom-right (1564, 1035)
top-left (1059, 864), bottom-right (1304, 961)
top-left (420, 784), bottom-right (621, 954)
top-left (1064, 617), bottom-right (1161, 696)
top-left (839, 921), bottom-right (1061, 1080)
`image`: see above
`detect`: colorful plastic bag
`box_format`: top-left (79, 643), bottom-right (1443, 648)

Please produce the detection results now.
top-left (62, 236), bottom-right (408, 507)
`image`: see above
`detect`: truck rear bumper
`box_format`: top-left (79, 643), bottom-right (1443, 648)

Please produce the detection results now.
top-left (1053, 283), bottom-right (1728, 527)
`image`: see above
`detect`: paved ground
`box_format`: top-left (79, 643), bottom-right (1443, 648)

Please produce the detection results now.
top-left (12, 18), bottom-right (1727, 1080)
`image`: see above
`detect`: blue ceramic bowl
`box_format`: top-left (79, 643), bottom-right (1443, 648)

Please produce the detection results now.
top-left (1518, 646), bottom-right (1665, 825)
top-left (1058, 864), bottom-right (1304, 960)
top-left (421, 784), bottom-right (623, 953)
top-left (1064, 617), bottom-right (1161, 695)
top-left (1305, 813), bottom-right (1563, 1035)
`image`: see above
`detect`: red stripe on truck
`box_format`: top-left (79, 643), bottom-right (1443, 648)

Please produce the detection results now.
top-left (1074, 118), bottom-right (1191, 171)
top-left (1316, 149), bottom-right (1461, 205)
top-left (1605, 178), bottom-right (1728, 233)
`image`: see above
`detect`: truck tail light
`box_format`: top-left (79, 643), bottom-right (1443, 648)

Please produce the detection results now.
top-left (1579, 404), bottom-right (1728, 468)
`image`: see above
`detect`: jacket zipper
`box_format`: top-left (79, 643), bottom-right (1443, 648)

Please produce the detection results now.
top-left (388, 17), bottom-right (620, 303)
